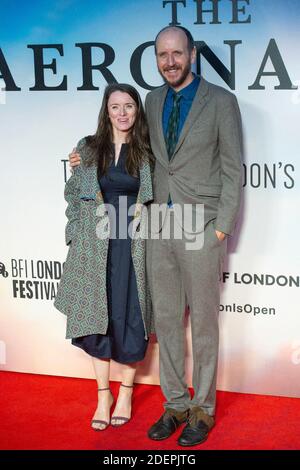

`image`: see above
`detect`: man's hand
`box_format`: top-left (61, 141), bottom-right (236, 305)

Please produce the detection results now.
top-left (215, 230), bottom-right (226, 242)
top-left (69, 147), bottom-right (81, 168)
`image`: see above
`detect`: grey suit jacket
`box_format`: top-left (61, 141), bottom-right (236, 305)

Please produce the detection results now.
top-left (145, 77), bottom-right (243, 235)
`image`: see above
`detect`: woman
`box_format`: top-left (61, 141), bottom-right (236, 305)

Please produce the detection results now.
top-left (54, 83), bottom-right (153, 431)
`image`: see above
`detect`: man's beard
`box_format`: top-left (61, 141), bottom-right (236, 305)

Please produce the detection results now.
top-left (159, 62), bottom-right (191, 89)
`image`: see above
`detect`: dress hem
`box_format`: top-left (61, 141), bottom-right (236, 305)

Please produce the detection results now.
top-left (71, 341), bottom-right (147, 364)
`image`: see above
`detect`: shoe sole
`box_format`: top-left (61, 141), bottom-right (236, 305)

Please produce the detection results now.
top-left (177, 435), bottom-right (208, 446)
top-left (148, 434), bottom-right (174, 441)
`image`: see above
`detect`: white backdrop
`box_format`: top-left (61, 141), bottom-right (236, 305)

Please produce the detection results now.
top-left (1, 0), bottom-right (299, 397)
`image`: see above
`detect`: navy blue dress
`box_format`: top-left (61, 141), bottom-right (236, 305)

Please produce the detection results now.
top-left (72, 144), bottom-right (148, 363)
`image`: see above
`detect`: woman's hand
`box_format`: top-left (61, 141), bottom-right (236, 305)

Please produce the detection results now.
top-left (69, 147), bottom-right (81, 169)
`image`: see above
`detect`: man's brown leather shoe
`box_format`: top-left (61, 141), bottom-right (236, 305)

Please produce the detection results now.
top-left (148, 408), bottom-right (188, 441)
top-left (177, 406), bottom-right (214, 446)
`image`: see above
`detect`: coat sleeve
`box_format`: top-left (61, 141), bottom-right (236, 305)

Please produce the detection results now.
top-left (64, 168), bottom-right (80, 246)
top-left (215, 94), bottom-right (243, 236)
top-left (64, 138), bottom-right (85, 245)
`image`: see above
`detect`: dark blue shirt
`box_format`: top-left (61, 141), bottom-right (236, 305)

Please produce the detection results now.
top-left (163, 75), bottom-right (200, 141)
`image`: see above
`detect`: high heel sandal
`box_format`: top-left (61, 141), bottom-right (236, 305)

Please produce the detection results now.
top-left (91, 387), bottom-right (114, 431)
top-left (110, 384), bottom-right (134, 427)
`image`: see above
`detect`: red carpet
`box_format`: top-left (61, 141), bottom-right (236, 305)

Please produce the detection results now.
top-left (1, 371), bottom-right (299, 450)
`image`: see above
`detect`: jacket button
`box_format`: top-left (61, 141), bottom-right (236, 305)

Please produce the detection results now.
top-left (169, 171), bottom-right (174, 176)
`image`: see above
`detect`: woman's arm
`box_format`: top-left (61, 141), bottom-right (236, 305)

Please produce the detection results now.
top-left (64, 138), bottom-right (87, 245)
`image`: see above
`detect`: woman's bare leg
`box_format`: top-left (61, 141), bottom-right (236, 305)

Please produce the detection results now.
top-left (91, 357), bottom-right (113, 430)
top-left (111, 362), bottom-right (137, 426)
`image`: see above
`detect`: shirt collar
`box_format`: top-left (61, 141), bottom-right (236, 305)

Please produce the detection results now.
top-left (169, 74), bottom-right (200, 101)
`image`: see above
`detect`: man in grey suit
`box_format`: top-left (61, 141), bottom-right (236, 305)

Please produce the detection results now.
top-left (69, 25), bottom-right (242, 447)
top-left (145, 26), bottom-right (243, 446)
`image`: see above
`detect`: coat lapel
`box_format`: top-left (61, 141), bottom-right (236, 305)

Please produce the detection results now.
top-left (138, 159), bottom-right (153, 205)
top-left (132, 159), bottom-right (153, 235)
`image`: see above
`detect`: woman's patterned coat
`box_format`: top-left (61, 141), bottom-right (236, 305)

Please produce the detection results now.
top-left (54, 138), bottom-right (154, 339)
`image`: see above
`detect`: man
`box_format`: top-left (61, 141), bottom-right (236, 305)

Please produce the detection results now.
top-left (69, 26), bottom-right (243, 446)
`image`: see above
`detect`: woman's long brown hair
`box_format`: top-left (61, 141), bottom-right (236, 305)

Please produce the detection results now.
top-left (85, 83), bottom-right (152, 179)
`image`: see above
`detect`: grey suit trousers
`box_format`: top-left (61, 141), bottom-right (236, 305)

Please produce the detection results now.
top-left (148, 209), bottom-right (226, 416)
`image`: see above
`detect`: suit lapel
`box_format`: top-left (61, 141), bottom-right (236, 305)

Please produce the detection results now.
top-left (170, 77), bottom-right (210, 161)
